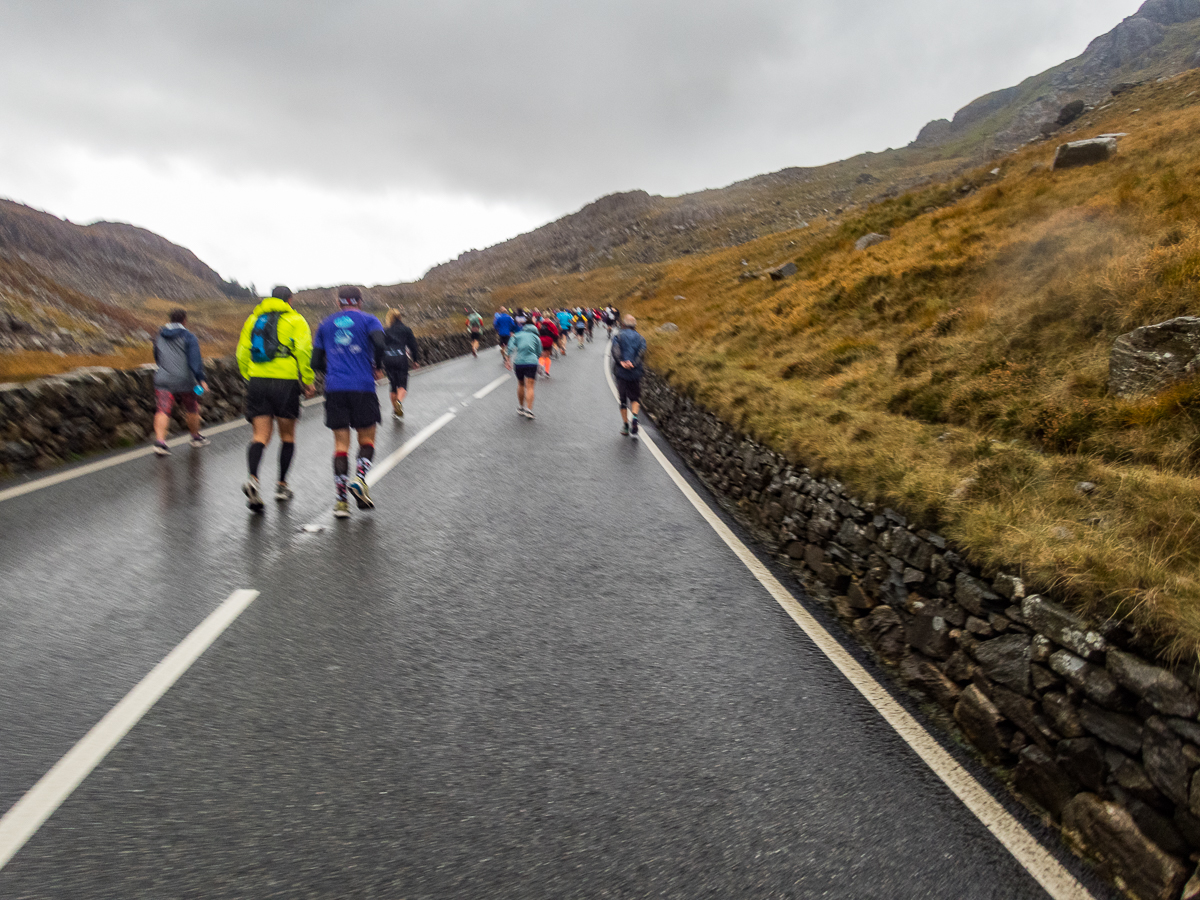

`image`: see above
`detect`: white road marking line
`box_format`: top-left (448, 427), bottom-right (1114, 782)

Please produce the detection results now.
top-left (473, 375), bottom-right (508, 400)
top-left (601, 354), bottom-right (1094, 900)
top-left (0, 352), bottom-right (497, 503)
top-left (0, 415), bottom-right (248, 504)
top-left (365, 411), bottom-right (456, 486)
top-left (0, 589), bottom-right (260, 872)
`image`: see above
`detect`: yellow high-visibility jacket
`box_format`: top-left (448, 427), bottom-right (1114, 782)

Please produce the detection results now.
top-left (236, 298), bottom-right (315, 384)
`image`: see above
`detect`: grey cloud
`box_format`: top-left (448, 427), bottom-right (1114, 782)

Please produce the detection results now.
top-left (0, 0), bottom-right (1140, 209)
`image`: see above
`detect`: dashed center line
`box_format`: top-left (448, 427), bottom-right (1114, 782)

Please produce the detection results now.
top-left (0, 589), bottom-right (261, 871)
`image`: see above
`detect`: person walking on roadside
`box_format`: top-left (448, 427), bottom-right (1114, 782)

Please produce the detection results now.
top-left (493, 306), bottom-right (515, 363)
top-left (382, 307), bottom-right (420, 419)
top-left (151, 308), bottom-right (209, 455)
top-left (612, 314), bottom-right (647, 439)
top-left (313, 286), bottom-right (387, 519)
top-left (506, 321), bottom-right (542, 419)
top-left (236, 286), bottom-right (315, 511)
top-left (466, 306), bottom-right (484, 358)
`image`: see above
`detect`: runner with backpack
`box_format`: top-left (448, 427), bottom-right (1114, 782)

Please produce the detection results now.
top-left (236, 286), bottom-right (316, 511)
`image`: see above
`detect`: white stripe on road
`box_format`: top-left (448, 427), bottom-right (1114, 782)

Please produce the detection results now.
top-left (0, 357), bottom-right (502, 504)
top-left (0, 416), bottom-right (250, 504)
top-left (601, 355), bottom-right (1094, 900)
top-left (472, 375), bottom-right (508, 400)
top-left (0, 589), bottom-right (260, 872)
top-left (365, 412), bottom-right (456, 486)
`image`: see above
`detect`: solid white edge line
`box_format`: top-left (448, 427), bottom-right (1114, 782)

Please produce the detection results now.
top-left (601, 351), bottom-right (1094, 900)
top-left (0, 588), bottom-right (260, 872)
top-left (365, 411), bottom-right (456, 486)
top-left (473, 375), bottom-right (509, 400)
top-left (0, 345), bottom-right (498, 504)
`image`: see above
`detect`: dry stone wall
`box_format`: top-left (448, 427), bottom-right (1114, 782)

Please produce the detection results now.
top-left (642, 370), bottom-right (1200, 900)
top-left (0, 330), bottom-right (494, 477)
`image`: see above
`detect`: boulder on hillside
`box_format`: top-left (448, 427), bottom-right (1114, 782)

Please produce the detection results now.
top-left (1108, 316), bottom-right (1200, 398)
top-left (1053, 137), bottom-right (1118, 170)
top-left (854, 233), bottom-right (889, 252)
top-left (1056, 100), bottom-right (1086, 127)
top-left (768, 262), bottom-right (798, 280)
top-left (656, 322), bottom-right (679, 333)
top-left (1111, 81), bottom-right (1138, 95)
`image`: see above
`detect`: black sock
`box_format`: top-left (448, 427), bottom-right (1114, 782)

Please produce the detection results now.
top-left (278, 442), bottom-right (295, 482)
top-left (248, 442), bottom-right (265, 478)
top-left (333, 454), bottom-right (349, 477)
top-left (358, 444), bottom-right (375, 463)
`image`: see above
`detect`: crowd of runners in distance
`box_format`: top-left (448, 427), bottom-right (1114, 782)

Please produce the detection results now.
top-left (148, 288), bottom-right (644, 521)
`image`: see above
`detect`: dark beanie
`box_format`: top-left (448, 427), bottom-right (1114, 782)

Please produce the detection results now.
top-left (272, 285), bottom-right (293, 301)
top-left (338, 285), bottom-right (363, 306)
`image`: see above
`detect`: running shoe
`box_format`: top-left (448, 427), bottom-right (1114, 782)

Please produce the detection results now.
top-left (393, 399), bottom-right (404, 417)
top-left (631, 418), bottom-right (639, 438)
top-left (333, 500), bottom-right (351, 519)
top-left (275, 482), bottom-right (294, 501)
top-left (523, 408), bottom-right (535, 419)
top-left (517, 406), bottom-right (526, 416)
top-left (349, 475), bottom-right (374, 510)
top-left (152, 440), bottom-right (171, 456)
top-left (620, 423), bottom-right (630, 437)
top-left (189, 433), bottom-right (211, 448)
top-left (243, 478), bottom-right (265, 512)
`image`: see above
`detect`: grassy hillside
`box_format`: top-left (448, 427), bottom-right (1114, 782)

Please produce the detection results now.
top-left (495, 71), bottom-right (1200, 658)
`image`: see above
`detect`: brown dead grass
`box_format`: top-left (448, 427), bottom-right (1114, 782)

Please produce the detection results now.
top-left (492, 72), bottom-right (1200, 659)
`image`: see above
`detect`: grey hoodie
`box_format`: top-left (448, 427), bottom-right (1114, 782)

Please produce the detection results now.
top-left (153, 323), bottom-right (205, 393)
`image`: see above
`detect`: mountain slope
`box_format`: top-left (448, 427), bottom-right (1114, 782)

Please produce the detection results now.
top-left (407, 0), bottom-right (1200, 296)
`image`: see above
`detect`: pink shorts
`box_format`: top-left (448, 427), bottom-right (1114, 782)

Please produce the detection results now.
top-left (155, 389), bottom-right (199, 416)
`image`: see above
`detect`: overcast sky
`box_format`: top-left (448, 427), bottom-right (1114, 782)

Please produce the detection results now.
top-left (0, 0), bottom-right (1140, 290)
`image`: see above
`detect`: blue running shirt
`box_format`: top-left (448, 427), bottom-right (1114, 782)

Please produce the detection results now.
top-left (315, 309), bottom-right (384, 392)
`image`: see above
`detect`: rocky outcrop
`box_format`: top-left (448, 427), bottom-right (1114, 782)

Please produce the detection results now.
top-left (1109, 316), bottom-right (1200, 398)
top-left (854, 233), bottom-right (889, 252)
top-left (0, 330), bottom-right (494, 477)
top-left (1053, 137), bottom-right (1119, 170)
top-left (641, 370), bottom-right (1200, 899)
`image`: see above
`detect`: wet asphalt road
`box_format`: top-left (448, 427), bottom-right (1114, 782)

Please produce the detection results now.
top-left (0, 344), bottom-right (1108, 898)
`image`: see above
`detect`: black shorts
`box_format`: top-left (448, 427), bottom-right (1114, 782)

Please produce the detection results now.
top-left (513, 364), bottom-right (538, 383)
top-left (324, 391), bottom-right (381, 430)
top-left (384, 361), bottom-right (409, 391)
top-left (245, 377), bottom-right (302, 422)
top-left (469, 330), bottom-right (482, 342)
top-left (615, 376), bottom-right (641, 407)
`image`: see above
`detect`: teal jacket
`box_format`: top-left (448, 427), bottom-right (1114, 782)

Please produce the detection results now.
top-left (507, 324), bottom-right (542, 366)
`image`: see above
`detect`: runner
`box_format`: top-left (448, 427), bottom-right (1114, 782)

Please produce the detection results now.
top-left (611, 314), bottom-right (647, 439)
top-left (555, 307), bottom-right (573, 355)
top-left (572, 308), bottom-right (587, 349)
top-left (513, 307), bottom-right (529, 330)
top-left (506, 320), bottom-right (542, 419)
top-left (466, 306), bottom-right (484, 358)
top-left (236, 286), bottom-right (315, 511)
top-left (382, 307), bottom-right (420, 420)
top-left (537, 313), bottom-right (560, 377)
top-left (584, 307), bottom-right (595, 343)
top-left (313, 286), bottom-right (387, 519)
top-left (493, 306), bottom-right (515, 363)
top-left (603, 306), bottom-right (616, 339)
top-left (150, 308), bottom-right (209, 455)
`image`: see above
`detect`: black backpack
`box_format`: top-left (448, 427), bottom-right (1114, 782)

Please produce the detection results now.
top-left (249, 312), bottom-right (292, 363)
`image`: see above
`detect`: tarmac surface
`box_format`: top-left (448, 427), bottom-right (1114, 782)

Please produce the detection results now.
top-left (0, 341), bottom-right (1114, 898)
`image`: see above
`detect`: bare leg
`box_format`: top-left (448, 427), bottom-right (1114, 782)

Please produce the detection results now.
top-left (153, 411), bottom-right (171, 443)
top-left (185, 410), bottom-right (202, 437)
